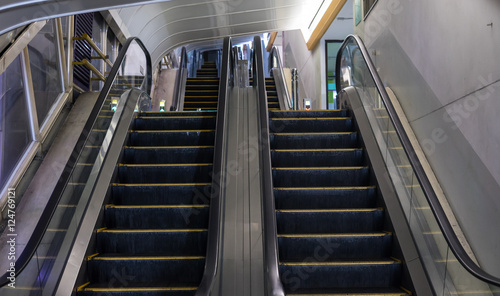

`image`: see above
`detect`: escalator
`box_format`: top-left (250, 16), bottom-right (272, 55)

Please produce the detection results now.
top-left (184, 61), bottom-right (219, 111)
top-left (268, 108), bottom-right (411, 295)
top-left (265, 78), bottom-right (280, 111)
top-left (78, 111), bottom-right (216, 295)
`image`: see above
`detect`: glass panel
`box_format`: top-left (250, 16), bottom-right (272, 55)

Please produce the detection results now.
top-left (337, 36), bottom-right (498, 295)
top-left (28, 19), bottom-right (63, 126)
top-left (0, 55), bottom-right (31, 189)
top-left (60, 17), bottom-right (70, 64)
top-left (0, 26), bottom-right (27, 55)
top-left (0, 40), bottom-right (148, 294)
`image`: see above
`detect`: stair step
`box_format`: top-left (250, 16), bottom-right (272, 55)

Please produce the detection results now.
top-left (276, 208), bottom-right (384, 234)
top-left (105, 205), bottom-right (209, 229)
top-left (271, 149), bottom-right (363, 167)
top-left (278, 233), bottom-right (392, 260)
top-left (274, 187), bottom-right (376, 209)
top-left (138, 111), bottom-right (216, 117)
top-left (79, 284), bottom-right (197, 296)
top-left (269, 118), bottom-right (352, 133)
top-left (279, 259), bottom-right (402, 289)
top-left (272, 167), bottom-right (370, 187)
top-left (270, 133), bottom-right (358, 149)
top-left (183, 102), bottom-right (218, 108)
top-left (284, 286), bottom-right (410, 295)
top-left (112, 184), bottom-right (212, 206)
top-left (270, 110), bottom-right (348, 118)
top-left (123, 146), bottom-right (214, 164)
top-left (128, 130), bottom-right (215, 146)
top-left (134, 116), bottom-right (216, 130)
top-left (118, 164), bottom-right (213, 183)
top-left (88, 255), bottom-right (205, 284)
top-left (97, 229), bottom-right (208, 255)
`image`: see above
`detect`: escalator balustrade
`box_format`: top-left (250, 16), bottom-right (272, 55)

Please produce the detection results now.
top-left (77, 111), bottom-right (216, 295)
top-left (269, 105), bottom-right (412, 295)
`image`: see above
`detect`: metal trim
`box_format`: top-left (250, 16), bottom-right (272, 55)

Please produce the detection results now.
top-left (56, 17), bottom-right (69, 92)
top-left (21, 47), bottom-right (40, 142)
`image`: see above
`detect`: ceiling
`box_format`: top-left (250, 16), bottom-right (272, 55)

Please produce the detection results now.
top-left (0, 0), bottom-right (342, 65)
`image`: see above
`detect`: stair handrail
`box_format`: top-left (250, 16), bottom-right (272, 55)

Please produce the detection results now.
top-left (269, 46), bottom-right (293, 110)
top-left (335, 34), bottom-right (500, 287)
top-left (0, 36), bottom-right (152, 288)
top-left (254, 35), bottom-right (286, 296)
top-left (171, 46), bottom-right (188, 111)
top-left (195, 36), bottom-right (231, 296)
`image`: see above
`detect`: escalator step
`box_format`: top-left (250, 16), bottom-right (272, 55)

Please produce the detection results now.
top-left (105, 205), bottom-right (209, 229)
top-left (97, 229), bottom-right (208, 255)
top-left (138, 111), bottom-right (216, 117)
top-left (274, 187), bottom-right (376, 209)
top-left (270, 110), bottom-right (348, 118)
top-left (88, 255), bottom-right (205, 284)
top-left (128, 131), bottom-right (216, 146)
top-left (123, 147), bottom-right (214, 164)
top-left (112, 184), bottom-right (212, 206)
top-left (284, 286), bottom-right (410, 295)
top-left (272, 167), bottom-right (369, 187)
top-left (279, 259), bottom-right (401, 289)
top-left (270, 118), bottom-right (352, 133)
top-left (134, 116), bottom-right (216, 130)
top-left (278, 232), bottom-right (392, 260)
top-left (271, 149), bottom-right (363, 167)
top-left (276, 208), bottom-right (384, 234)
top-left (118, 164), bottom-right (213, 183)
top-left (79, 285), bottom-right (197, 296)
top-left (270, 133), bottom-right (357, 149)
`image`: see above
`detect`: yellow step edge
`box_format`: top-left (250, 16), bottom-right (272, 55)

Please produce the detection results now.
top-left (105, 204), bottom-right (209, 209)
top-left (274, 186), bottom-right (375, 190)
top-left (100, 229), bottom-right (208, 233)
top-left (124, 146), bottom-right (214, 149)
top-left (271, 117), bottom-right (350, 121)
top-left (271, 132), bottom-right (354, 135)
top-left (112, 183), bottom-right (211, 187)
top-left (137, 116), bottom-right (216, 119)
top-left (77, 282), bottom-right (91, 292)
top-left (87, 253), bottom-right (99, 260)
top-left (270, 109), bottom-right (346, 112)
top-left (83, 287), bottom-right (198, 292)
top-left (273, 166), bottom-right (368, 170)
top-left (277, 208), bottom-right (384, 213)
top-left (118, 163), bottom-right (212, 167)
top-left (278, 233), bottom-right (390, 238)
top-left (130, 129), bottom-right (215, 133)
top-left (272, 148), bottom-right (361, 152)
top-left (92, 256), bottom-right (205, 261)
top-left (288, 293), bottom-right (406, 296)
top-left (280, 259), bottom-right (400, 266)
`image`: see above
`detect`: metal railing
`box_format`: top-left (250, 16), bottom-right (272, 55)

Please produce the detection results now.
top-left (336, 34), bottom-right (500, 293)
top-left (171, 46), bottom-right (188, 111)
top-left (254, 35), bottom-right (286, 296)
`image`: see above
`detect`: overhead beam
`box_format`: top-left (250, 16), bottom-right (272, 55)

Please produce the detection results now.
top-left (306, 0), bottom-right (347, 50)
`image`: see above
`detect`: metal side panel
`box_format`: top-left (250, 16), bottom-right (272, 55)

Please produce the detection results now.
top-left (339, 86), bottom-right (434, 296)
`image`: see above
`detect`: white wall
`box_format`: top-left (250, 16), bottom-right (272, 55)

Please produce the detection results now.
top-left (280, 0), bottom-right (353, 110)
top-left (356, 0), bottom-right (500, 276)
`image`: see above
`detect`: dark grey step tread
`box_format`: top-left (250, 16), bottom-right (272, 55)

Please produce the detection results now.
top-left (138, 111), bottom-right (216, 117)
top-left (284, 286), bottom-right (410, 295)
top-left (270, 110), bottom-right (348, 118)
top-left (270, 132), bottom-right (358, 149)
top-left (112, 184), bottom-right (212, 206)
top-left (274, 187), bottom-right (376, 209)
top-left (78, 283), bottom-right (197, 295)
top-left (269, 117), bottom-right (352, 133)
top-left (272, 167), bottom-right (369, 187)
top-left (271, 149), bottom-right (363, 167)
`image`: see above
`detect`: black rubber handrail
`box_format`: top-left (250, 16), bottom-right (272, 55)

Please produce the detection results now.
top-left (254, 35), bottom-right (286, 296)
top-left (171, 46), bottom-right (187, 111)
top-left (195, 36), bottom-right (231, 296)
top-left (335, 34), bottom-right (500, 287)
top-left (0, 37), bottom-right (152, 288)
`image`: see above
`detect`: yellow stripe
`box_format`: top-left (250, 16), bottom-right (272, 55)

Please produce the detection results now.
top-left (105, 204), bottom-right (209, 209)
top-left (270, 109), bottom-right (345, 112)
top-left (124, 146), bottom-right (214, 149)
top-left (271, 117), bottom-right (350, 121)
top-left (83, 287), bottom-right (197, 292)
top-left (271, 132), bottom-right (354, 135)
top-left (112, 183), bottom-right (210, 187)
top-left (77, 282), bottom-right (91, 292)
top-left (273, 166), bottom-right (367, 170)
top-left (87, 253), bottom-right (99, 260)
top-left (130, 129), bottom-right (214, 133)
top-left (92, 256), bottom-right (205, 261)
top-left (96, 227), bottom-right (107, 233)
top-left (118, 163), bottom-right (212, 167)
top-left (401, 286), bottom-right (413, 295)
top-left (274, 186), bottom-right (375, 190)
top-left (277, 208), bottom-right (383, 213)
top-left (273, 148), bottom-right (360, 152)
top-left (137, 116), bottom-right (216, 119)
top-left (101, 229), bottom-right (207, 233)
top-left (288, 293), bottom-right (406, 296)
top-left (278, 233), bottom-right (389, 238)
top-left (281, 260), bottom-right (398, 266)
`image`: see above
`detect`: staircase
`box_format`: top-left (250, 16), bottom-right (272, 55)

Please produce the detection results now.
top-left (269, 108), bottom-right (412, 295)
top-left (184, 62), bottom-right (219, 111)
top-left (78, 111), bottom-right (216, 295)
top-left (266, 77), bottom-right (280, 111)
